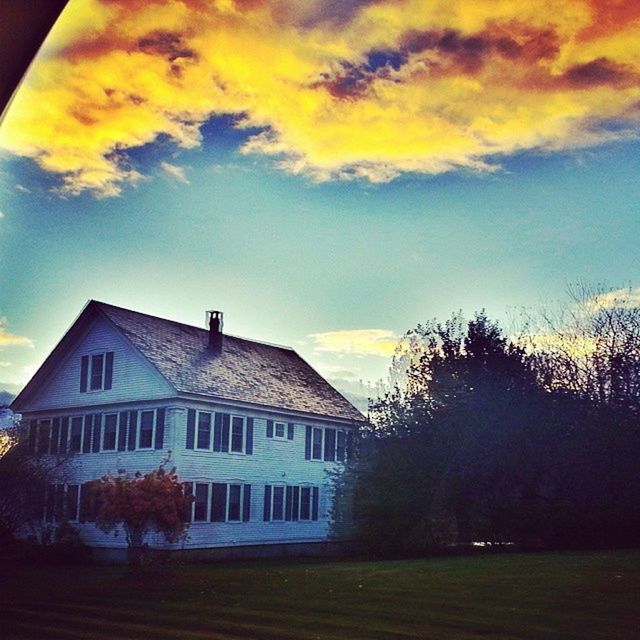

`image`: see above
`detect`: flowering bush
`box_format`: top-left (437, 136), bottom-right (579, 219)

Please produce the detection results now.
top-left (92, 464), bottom-right (192, 550)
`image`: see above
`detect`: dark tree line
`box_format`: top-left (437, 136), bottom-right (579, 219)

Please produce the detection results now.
top-left (333, 287), bottom-right (640, 554)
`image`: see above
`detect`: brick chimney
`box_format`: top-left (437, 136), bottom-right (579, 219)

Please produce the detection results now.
top-left (207, 310), bottom-right (223, 355)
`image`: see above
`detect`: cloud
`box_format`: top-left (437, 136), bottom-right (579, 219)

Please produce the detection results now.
top-left (15, 184), bottom-right (30, 193)
top-left (310, 329), bottom-right (399, 357)
top-left (1, 0), bottom-right (639, 196)
top-left (0, 210), bottom-right (4, 219)
top-left (0, 318), bottom-right (34, 348)
top-left (160, 161), bottom-right (190, 184)
top-left (584, 286), bottom-right (640, 311)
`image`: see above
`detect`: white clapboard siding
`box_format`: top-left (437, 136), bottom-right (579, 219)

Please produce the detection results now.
top-left (25, 316), bottom-right (174, 411)
top-left (22, 400), bottom-right (352, 549)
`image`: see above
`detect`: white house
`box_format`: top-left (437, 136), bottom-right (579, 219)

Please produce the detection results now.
top-left (11, 300), bottom-right (364, 559)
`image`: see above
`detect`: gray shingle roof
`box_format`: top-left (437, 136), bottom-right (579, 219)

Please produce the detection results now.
top-left (95, 301), bottom-right (364, 422)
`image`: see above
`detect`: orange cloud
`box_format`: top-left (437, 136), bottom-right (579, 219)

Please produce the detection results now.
top-left (0, 0), bottom-right (639, 196)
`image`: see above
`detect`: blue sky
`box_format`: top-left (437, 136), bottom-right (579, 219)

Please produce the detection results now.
top-left (0, 0), bottom-right (639, 398)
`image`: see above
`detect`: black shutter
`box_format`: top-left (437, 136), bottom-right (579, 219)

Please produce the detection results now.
top-left (118, 412), bottom-right (128, 451)
top-left (51, 418), bottom-right (60, 455)
top-left (82, 415), bottom-right (93, 453)
top-left (266, 419), bottom-right (274, 438)
top-left (304, 425), bottom-right (311, 460)
top-left (287, 423), bottom-right (294, 440)
top-left (186, 409), bottom-right (195, 449)
top-left (59, 417), bottom-right (69, 454)
top-left (285, 486), bottom-right (293, 521)
top-left (246, 417), bottom-right (254, 455)
top-left (28, 419), bottom-right (37, 454)
top-left (104, 351), bottom-right (114, 390)
top-left (324, 428), bottom-right (336, 462)
top-left (312, 486), bottom-right (319, 521)
top-left (292, 486), bottom-right (300, 521)
top-left (243, 484), bottom-right (251, 522)
top-left (211, 483), bottom-right (227, 522)
top-left (128, 410), bottom-right (138, 450)
top-left (80, 355), bottom-right (89, 392)
top-left (155, 408), bottom-right (165, 449)
top-left (92, 414), bottom-right (102, 452)
top-left (213, 413), bottom-right (222, 451)
top-left (263, 485), bottom-right (272, 521)
top-left (221, 413), bottom-right (230, 452)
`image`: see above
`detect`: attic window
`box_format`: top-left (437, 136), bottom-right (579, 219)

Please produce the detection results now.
top-left (80, 352), bottom-right (114, 392)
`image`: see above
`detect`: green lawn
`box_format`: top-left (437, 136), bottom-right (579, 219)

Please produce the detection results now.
top-left (3, 551), bottom-right (639, 639)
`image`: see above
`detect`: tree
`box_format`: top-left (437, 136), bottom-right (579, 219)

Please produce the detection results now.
top-left (91, 463), bottom-right (192, 561)
top-left (337, 311), bottom-right (554, 554)
top-left (0, 419), bottom-right (72, 544)
top-left (522, 283), bottom-right (640, 547)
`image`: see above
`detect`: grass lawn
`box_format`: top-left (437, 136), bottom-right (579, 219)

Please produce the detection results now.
top-left (2, 550), bottom-right (639, 639)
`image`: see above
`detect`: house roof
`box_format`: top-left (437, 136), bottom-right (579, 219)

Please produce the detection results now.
top-left (92, 301), bottom-right (364, 422)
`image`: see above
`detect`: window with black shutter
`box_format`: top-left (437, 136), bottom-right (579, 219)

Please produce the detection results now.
top-left (80, 351), bottom-right (114, 392)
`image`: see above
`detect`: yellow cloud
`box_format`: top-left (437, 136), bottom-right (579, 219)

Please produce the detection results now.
top-left (310, 329), bottom-right (400, 357)
top-left (0, 0), bottom-right (639, 196)
top-left (0, 318), bottom-right (33, 348)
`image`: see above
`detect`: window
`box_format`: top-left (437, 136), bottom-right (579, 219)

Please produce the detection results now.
top-left (194, 483), bottom-right (209, 521)
top-left (186, 482), bottom-right (251, 523)
top-left (305, 426), bottom-right (350, 462)
top-left (228, 484), bottom-right (242, 521)
top-left (70, 417), bottom-right (83, 452)
top-left (197, 412), bottom-right (212, 449)
top-left (300, 487), bottom-right (312, 520)
top-left (264, 484), bottom-right (319, 522)
top-left (90, 354), bottom-right (104, 390)
top-left (230, 416), bottom-right (244, 452)
top-left (38, 420), bottom-right (51, 455)
top-left (139, 410), bottom-right (154, 448)
top-left (186, 410), bottom-right (253, 455)
top-left (80, 351), bottom-right (114, 392)
top-left (266, 420), bottom-right (294, 441)
top-left (103, 414), bottom-right (118, 450)
top-left (37, 484), bottom-right (81, 522)
top-left (336, 430), bottom-right (346, 461)
top-left (312, 427), bottom-right (323, 460)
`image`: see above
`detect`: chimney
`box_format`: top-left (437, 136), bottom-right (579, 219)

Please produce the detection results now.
top-left (207, 310), bottom-right (223, 355)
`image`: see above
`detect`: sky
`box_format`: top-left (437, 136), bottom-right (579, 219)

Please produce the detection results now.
top-left (0, 0), bottom-right (639, 401)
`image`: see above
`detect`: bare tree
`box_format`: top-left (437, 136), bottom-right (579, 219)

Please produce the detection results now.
top-left (522, 282), bottom-right (640, 415)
